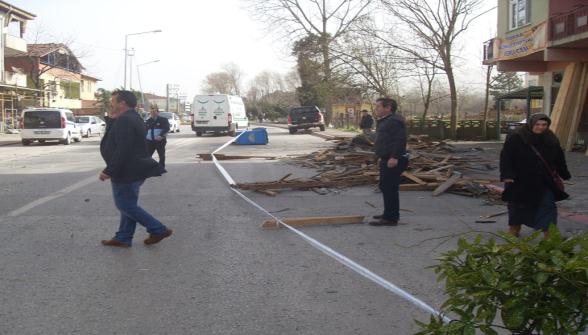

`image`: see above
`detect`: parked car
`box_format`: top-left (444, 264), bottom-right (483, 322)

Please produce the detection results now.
top-left (20, 108), bottom-right (83, 145)
top-left (287, 106), bottom-right (325, 134)
top-left (75, 115), bottom-right (103, 137)
top-left (159, 112), bottom-right (181, 133)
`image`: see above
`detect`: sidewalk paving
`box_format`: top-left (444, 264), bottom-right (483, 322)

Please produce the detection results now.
top-left (0, 133), bottom-right (21, 146)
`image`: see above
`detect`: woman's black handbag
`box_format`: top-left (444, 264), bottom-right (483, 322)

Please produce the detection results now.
top-left (530, 146), bottom-right (565, 192)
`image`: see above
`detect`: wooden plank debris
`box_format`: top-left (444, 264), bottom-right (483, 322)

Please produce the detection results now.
top-left (235, 134), bottom-right (501, 199)
top-left (262, 215), bottom-right (365, 229)
top-left (432, 172), bottom-right (462, 196)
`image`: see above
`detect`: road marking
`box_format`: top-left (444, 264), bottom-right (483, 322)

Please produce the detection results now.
top-left (211, 136), bottom-right (451, 323)
top-left (7, 174), bottom-right (98, 217)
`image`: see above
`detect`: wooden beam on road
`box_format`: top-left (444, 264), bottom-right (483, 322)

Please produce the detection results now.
top-left (432, 172), bottom-right (462, 196)
top-left (262, 215), bottom-right (365, 229)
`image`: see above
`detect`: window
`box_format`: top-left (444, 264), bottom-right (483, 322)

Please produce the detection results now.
top-left (509, 0), bottom-right (529, 30)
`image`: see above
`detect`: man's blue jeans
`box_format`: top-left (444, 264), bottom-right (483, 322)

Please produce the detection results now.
top-left (111, 180), bottom-right (167, 245)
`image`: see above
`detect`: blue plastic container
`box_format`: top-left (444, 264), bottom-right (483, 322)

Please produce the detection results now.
top-left (234, 127), bottom-right (269, 145)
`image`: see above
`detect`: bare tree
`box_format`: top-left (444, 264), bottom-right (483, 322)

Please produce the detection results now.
top-left (245, 0), bottom-right (374, 123)
top-left (380, 0), bottom-right (488, 138)
top-left (414, 55), bottom-right (442, 122)
top-left (335, 27), bottom-right (406, 98)
top-left (202, 72), bottom-right (233, 94)
top-left (222, 62), bottom-right (244, 95)
top-left (482, 65), bottom-right (494, 138)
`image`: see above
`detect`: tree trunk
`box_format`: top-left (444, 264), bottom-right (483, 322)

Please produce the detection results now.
top-left (446, 65), bottom-right (459, 139)
top-left (482, 65), bottom-right (493, 139)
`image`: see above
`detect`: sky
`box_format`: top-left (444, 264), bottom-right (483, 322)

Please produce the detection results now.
top-left (11, 0), bottom-right (497, 100)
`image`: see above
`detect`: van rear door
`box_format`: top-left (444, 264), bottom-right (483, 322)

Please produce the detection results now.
top-left (23, 110), bottom-right (61, 129)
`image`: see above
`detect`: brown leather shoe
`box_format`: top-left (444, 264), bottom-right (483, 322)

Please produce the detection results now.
top-left (369, 219), bottom-right (398, 226)
top-left (144, 229), bottom-right (173, 245)
top-left (101, 239), bottom-right (130, 248)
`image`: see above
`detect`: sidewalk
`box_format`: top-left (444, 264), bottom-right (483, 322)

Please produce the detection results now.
top-left (0, 133), bottom-right (21, 146)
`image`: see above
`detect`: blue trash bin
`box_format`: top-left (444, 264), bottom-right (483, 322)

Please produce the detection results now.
top-left (234, 128), bottom-right (268, 145)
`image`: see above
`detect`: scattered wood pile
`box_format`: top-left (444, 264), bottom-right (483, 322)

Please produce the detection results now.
top-left (235, 134), bottom-right (503, 198)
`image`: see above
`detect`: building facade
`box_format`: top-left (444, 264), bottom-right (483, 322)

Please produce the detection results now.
top-left (0, 1), bottom-right (36, 132)
top-left (484, 0), bottom-right (588, 150)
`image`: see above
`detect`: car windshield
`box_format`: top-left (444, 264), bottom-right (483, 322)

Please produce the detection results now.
top-left (159, 112), bottom-right (173, 119)
top-left (290, 107), bottom-right (318, 117)
top-left (76, 117), bottom-right (90, 123)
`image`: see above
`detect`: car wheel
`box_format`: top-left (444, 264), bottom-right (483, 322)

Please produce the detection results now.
top-left (21, 139), bottom-right (31, 146)
top-left (38, 140), bottom-right (45, 143)
top-left (74, 133), bottom-right (82, 142)
top-left (289, 128), bottom-right (297, 134)
top-left (86, 130), bottom-right (91, 138)
top-left (63, 133), bottom-right (71, 145)
top-left (319, 125), bottom-right (325, 131)
top-left (196, 132), bottom-right (203, 137)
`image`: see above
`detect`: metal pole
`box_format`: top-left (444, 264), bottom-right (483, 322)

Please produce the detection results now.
top-left (123, 35), bottom-right (128, 89)
top-left (129, 51), bottom-right (134, 90)
top-left (165, 84), bottom-right (169, 112)
top-left (496, 99), bottom-right (501, 141)
top-left (137, 66), bottom-right (145, 109)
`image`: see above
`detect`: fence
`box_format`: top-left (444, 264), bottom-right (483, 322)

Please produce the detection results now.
top-left (406, 120), bottom-right (512, 140)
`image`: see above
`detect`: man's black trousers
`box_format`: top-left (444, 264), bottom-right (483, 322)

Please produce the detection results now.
top-left (147, 139), bottom-right (166, 168)
top-left (378, 158), bottom-right (402, 222)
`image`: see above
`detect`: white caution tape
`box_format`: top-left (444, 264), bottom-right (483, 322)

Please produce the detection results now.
top-left (212, 134), bottom-right (450, 323)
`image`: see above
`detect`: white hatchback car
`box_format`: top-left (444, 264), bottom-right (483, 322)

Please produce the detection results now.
top-left (160, 112), bottom-right (181, 133)
top-left (76, 115), bottom-right (104, 138)
top-left (20, 108), bottom-right (83, 145)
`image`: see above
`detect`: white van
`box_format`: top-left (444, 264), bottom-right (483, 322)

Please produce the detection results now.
top-left (20, 108), bottom-right (83, 145)
top-left (191, 94), bottom-right (248, 136)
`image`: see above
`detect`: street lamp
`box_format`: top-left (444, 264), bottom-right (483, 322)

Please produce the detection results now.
top-left (124, 29), bottom-right (161, 89)
top-left (137, 60), bottom-right (160, 109)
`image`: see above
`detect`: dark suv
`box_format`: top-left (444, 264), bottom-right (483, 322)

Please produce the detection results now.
top-left (287, 106), bottom-right (325, 134)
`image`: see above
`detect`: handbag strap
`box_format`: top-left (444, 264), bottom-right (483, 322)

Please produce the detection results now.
top-left (530, 145), bottom-right (556, 175)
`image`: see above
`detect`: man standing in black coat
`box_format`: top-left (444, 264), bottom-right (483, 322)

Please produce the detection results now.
top-left (370, 98), bottom-right (408, 226)
top-left (99, 90), bottom-right (172, 247)
top-left (359, 109), bottom-right (374, 134)
top-left (145, 108), bottom-right (170, 168)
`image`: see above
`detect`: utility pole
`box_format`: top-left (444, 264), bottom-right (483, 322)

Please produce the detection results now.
top-left (165, 84), bottom-right (169, 112)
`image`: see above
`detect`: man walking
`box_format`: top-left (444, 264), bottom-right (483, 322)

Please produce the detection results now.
top-left (359, 109), bottom-right (374, 134)
top-left (99, 90), bottom-right (172, 247)
top-left (145, 108), bottom-right (170, 168)
top-left (370, 98), bottom-right (408, 226)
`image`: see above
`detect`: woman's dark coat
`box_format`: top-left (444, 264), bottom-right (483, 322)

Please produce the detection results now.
top-left (100, 109), bottom-right (165, 183)
top-left (500, 127), bottom-right (571, 205)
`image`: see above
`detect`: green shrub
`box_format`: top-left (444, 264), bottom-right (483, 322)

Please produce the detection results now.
top-left (416, 226), bottom-right (588, 335)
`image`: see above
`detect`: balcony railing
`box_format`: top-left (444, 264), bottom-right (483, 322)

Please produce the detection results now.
top-left (550, 5), bottom-right (588, 41)
top-left (483, 38), bottom-right (495, 62)
top-left (3, 33), bottom-right (27, 56)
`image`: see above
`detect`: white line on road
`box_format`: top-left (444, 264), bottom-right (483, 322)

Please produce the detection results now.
top-left (6, 173), bottom-right (98, 217)
top-left (211, 135), bottom-right (451, 323)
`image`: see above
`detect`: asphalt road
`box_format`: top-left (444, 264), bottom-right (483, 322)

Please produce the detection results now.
top-left (1, 125), bottom-right (587, 334)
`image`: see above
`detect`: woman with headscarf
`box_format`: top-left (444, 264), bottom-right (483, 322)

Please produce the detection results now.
top-left (500, 113), bottom-right (571, 238)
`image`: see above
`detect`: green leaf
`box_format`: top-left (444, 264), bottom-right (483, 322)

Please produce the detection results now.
top-left (534, 272), bottom-right (549, 285)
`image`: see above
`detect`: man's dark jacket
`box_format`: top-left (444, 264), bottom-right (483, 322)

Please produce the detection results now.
top-left (145, 115), bottom-right (170, 141)
top-left (100, 109), bottom-right (165, 183)
top-left (374, 113), bottom-right (407, 159)
top-left (500, 128), bottom-right (570, 205)
top-left (360, 114), bottom-right (374, 130)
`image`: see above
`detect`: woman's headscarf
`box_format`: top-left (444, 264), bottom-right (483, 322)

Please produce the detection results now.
top-left (527, 113), bottom-right (551, 129)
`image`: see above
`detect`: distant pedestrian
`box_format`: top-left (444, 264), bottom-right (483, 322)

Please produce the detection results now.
top-left (370, 98), bottom-right (408, 226)
top-left (359, 109), bottom-right (374, 134)
top-left (99, 90), bottom-right (172, 247)
top-left (145, 108), bottom-right (170, 168)
top-left (500, 113), bottom-right (571, 238)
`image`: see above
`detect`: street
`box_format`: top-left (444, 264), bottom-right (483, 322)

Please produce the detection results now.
top-left (1, 125), bottom-right (587, 334)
